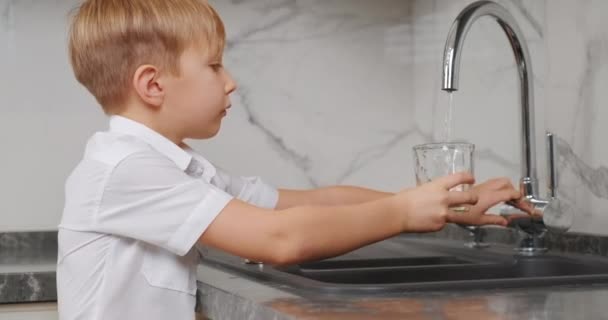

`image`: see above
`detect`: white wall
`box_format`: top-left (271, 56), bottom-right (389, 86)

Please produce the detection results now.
top-left (1, 0), bottom-right (107, 231)
top-left (1, 0), bottom-right (607, 235)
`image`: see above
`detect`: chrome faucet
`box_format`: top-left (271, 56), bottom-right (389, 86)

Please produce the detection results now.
top-left (441, 1), bottom-right (560, 255)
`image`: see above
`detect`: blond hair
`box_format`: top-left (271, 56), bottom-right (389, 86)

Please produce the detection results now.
top-left (68, 0), bottom-right (226, 114)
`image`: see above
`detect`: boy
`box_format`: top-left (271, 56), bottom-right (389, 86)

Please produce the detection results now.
top-left (57, 0), bottom-right (525, 319)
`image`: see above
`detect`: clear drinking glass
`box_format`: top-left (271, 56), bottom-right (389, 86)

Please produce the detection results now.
top-left (413, 142), bottom-right (487, 248)
top-left (413, 142), bottom-right (475, 212)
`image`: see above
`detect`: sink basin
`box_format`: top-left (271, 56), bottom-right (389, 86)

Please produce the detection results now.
top-left (200, 239), bottom-right (608, 295)
top-left (283, 256), bottom-right (608, 286)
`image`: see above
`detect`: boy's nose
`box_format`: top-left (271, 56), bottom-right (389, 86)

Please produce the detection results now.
top-left (224, 69), bottom-right (237, 94)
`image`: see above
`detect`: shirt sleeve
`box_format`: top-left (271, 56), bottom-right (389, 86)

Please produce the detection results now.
top-left (95, 151), bottom-right (233, 256)
top-left (212, 167), bottom-right (279, 209)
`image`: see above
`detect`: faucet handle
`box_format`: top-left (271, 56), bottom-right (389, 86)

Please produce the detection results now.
top-left (546, 132), bottom-right (557, 198)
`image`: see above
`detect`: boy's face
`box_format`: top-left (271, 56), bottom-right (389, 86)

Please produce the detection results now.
top-left (163, 46), bottom-right (236, 140)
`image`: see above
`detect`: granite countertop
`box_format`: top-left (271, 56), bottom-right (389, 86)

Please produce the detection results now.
top-left (0, 232), bottom-right (57, 304)
top-left (5, 251), bottom-right (607, 319)
top-left (3, 230), bottom-right (608, 320)
top-left (195, 236), bottom-right (608, 320)
top-left (197, 263), bottom-right (608, 320)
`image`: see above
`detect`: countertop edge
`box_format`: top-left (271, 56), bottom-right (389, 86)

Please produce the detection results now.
top-left (196, 264), bottom-right (295, 320)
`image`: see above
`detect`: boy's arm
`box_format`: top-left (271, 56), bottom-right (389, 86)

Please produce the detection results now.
top-left (199, 173), bottom-right (477, 266)
top-left (276, 178), bottom-right (525, 226)
top-left (276, 186), bottom-right (393, 210)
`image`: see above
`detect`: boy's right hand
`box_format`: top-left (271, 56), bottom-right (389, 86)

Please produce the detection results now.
top-left (393, 172), bottom-right (478, 233)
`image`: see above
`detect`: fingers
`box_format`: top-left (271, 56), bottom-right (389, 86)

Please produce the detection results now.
top-left (478, 177), bottom-right (519, 193)
top-left (479, 214), bottom-right (508, 227)
top-left (504, 213), bottom-right (532, 224)
top-left (507, 199), bottom-right (536, 215)
top-left (436, 172), bottom-right (475, 190)
top-left (447, 191), bottom-right (478, 206)
top-left (489, 177), bottom-right (513, 190)
top-left (447, 211), bottom-right (508, 227)
top-left (490, 189), bottom-right (522, 205)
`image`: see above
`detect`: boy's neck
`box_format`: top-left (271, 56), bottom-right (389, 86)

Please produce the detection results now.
top-left (116, 110), bottom-right (185, 146)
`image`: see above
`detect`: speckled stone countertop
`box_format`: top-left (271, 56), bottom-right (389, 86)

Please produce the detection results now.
top-left (196, 228), bottom-right (608, 320)
top-left (0, 232), bottom-right (57, 303)
top-left (197, 263), bottom-right (608, 320)
top-left (4, 225), bottom-right (608, 320)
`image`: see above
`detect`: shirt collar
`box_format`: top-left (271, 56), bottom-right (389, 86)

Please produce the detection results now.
top-left (108, 116), bottom-right (193, 171)
top-left (182, 145), bottom-right (217, 181)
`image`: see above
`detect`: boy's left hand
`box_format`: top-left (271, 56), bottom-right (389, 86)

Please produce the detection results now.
top-left (447, 178), bottom-right (526, 227)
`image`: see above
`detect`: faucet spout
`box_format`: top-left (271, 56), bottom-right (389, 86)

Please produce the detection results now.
top-left (441, 0), bottom-right (538, 201)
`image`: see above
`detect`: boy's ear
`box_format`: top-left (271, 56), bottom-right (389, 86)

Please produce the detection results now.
top-left (132, 65), bottom-right (165, 108)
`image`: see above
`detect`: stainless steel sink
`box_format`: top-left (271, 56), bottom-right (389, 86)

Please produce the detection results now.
top-left (283, 256), bottom-right (608, 285)
top-left (200, 238), bottom-right (608, 295)
top-left (297, 256), bottom-right (473, 270)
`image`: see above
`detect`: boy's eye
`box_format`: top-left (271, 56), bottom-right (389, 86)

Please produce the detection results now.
top-left (210, 64), bottom-right (223, 72)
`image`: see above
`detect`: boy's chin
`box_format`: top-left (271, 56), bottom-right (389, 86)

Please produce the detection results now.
top-left (188, 128), bottom-right (221, 140)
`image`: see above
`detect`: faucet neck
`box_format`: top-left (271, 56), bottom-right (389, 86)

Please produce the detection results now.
top-left (441, 1), bottom-right (538, 197)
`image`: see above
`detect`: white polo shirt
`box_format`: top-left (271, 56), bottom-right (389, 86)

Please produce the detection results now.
top-left (57, 116), bottom-right (278, 320)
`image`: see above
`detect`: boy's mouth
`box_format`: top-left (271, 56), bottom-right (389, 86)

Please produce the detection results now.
top-left (222, 105), bottom-right (231, 116)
